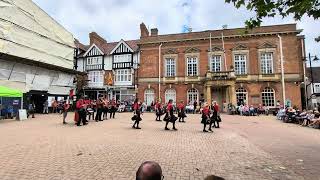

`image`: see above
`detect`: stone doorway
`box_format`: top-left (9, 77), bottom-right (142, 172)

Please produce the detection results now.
top-left (211, 87), bottom-right (226, 107)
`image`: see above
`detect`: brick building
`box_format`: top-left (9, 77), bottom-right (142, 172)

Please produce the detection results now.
top-left (137, 23), bottom-right (305, 110)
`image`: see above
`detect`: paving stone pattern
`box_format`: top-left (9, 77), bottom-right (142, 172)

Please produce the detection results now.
top-left (0, 113), bottom-right (304, 180)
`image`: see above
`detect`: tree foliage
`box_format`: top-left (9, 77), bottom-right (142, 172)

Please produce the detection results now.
top-left (225, 0), bottom-right (320, 28)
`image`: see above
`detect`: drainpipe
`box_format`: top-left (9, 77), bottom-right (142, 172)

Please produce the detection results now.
top-left (159, 43), bottom-right (163, 101)
top-left (278, 34), bottom-right (286, 106)
top-left (301, 37), bottom-right (308, 109)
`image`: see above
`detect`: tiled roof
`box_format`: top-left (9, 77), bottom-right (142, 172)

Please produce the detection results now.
top-left (78, 39), bottom-right (140, 57)
top-left (74, 39), bottom-right (89, 51)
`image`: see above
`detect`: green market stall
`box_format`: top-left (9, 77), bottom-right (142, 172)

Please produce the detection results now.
top-left (0, 86), bottom-right (23, 109)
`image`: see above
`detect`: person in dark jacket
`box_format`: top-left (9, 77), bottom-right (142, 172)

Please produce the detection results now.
top-left (164, 99), bottom-right (178, 130)
top-left (193, 101), bottom-right (197, 114)
top-left (178, 100), bottom-right (187, 122)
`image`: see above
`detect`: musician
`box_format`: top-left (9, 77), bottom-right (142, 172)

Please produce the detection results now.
top-left (155, 100), bottom-right (162, 121)
top-left (201, 102), bottom-right (210, 132)
top-left (95, 95), bottom-right (104, 122)
top-left (102, 97), bottom-right (109, 120)
top-left (164, 99), bottom-right (178, 131)
top-left (85, 97), bottom-right (94, 121)
top-left (132, 98), bottom-right (142, 129)
top-left (178, 100), bottom-right (187, 123)
top-left (110, 98), bottom-right (117, 119)
top-left (76, 97), bottom-right (88, 126)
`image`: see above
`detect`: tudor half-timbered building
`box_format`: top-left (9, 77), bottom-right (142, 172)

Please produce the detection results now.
top-left (75, 32), bottom-right (139, 101)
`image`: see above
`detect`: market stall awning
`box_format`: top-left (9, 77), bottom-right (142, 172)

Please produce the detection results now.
top-left (0, 86), bottom-right (23, 97)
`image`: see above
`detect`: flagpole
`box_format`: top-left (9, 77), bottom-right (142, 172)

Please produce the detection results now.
top-left (209, 33), bottom-right (212, 52)
top-left (222, 31), bottom-right (227, 71)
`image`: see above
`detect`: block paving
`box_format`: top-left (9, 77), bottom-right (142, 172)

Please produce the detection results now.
top-left (0, 113), bottom-right (308, 180)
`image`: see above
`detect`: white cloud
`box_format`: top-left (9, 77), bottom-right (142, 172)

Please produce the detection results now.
top-left (33, 0), bottom-right (320, 57)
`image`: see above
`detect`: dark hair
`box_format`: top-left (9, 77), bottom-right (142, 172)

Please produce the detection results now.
top-left (134, 98), bottom-right (139, 103)
top-left (168, 99), bottom-right (173, 103)
top-left (204, 175), bottom-right (225, 180)
top-left (136, 161), bottom-right (162, 180)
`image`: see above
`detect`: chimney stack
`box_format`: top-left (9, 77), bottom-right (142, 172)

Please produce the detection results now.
top-left (150, 28), bottom-right (158, 36)
top-left (140, 23), bottom-right (149, 38)
top-left (89, 32), bottom-right (107, 46)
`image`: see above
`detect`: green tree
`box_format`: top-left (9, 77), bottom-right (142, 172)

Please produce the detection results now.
top-left (226, 0), bottom-right (320, 40)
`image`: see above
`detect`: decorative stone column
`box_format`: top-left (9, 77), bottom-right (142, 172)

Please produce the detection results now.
top-left (206, 85), bottom-right (212, 103)
top-left (229, 85), bottom-right (237, 105)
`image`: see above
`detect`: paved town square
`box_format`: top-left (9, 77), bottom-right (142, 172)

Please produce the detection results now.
top-left (0, 113), bottom-right (319, 180)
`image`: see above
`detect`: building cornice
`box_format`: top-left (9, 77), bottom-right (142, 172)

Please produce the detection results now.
top-left (138, 30), bottom-right (302, 46)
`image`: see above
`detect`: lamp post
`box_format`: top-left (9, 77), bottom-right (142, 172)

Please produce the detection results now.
top-left (305, 53), bottom-right (319, 109)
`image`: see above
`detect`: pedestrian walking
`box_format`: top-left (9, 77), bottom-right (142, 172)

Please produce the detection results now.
top-left (62, 100), bottom-right (70, 124)
top-left (193, 101), bottom-right (197, 114)
top-left (43, 100), bottom-right (49, 114)
top-left (27, 102), bottom-right (35, 118)
top-left (164, 99), bottom-right (178, 131)
top-left (52, 99), bottom-right (58, 113)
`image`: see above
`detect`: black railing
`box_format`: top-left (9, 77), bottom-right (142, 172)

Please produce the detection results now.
top-left (86, 64), bottom-right (103, 71)
top-left (113, 62), bottom-right (132, 69)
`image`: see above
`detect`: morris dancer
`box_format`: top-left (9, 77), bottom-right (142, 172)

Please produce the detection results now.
top-left (76, 97), bottom-right (88, 126)
top-left (155, 100), bottom-right (163, 121)
top-left (212, 101), bottom-right (220, 128)
top-left (132, 98), bottom-right (142, 129)
top-left (164, 99), bottom-right (178, 131)
top-left (178, 100), bottom-right (187, 123)
top-left (201, 102), bottom-right (211, 132)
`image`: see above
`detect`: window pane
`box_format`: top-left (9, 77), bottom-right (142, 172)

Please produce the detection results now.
top-left (262, 88), bottom-right (275, 106)
top-left (234, 54), bottom-right (246, 75)
top-left (261, 52), bottom-right (273, 74)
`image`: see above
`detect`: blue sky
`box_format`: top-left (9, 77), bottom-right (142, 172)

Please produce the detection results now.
top-left (33, 0), bottom-right (320, 64)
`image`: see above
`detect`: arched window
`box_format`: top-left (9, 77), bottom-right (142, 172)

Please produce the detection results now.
top-left (261, 87), bottom-right (275, 107)
top-left (187, 88), bottom-right (198, 104)
top-left (165, 89), bottom-right (176, 104)
top-left (236, 87), bottom-right (248, 104)
top-left (144, 89), bottom-right (155, 106)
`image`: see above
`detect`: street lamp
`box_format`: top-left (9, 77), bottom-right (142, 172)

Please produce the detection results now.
top-left (305, 53), bottom-right (319, 109)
